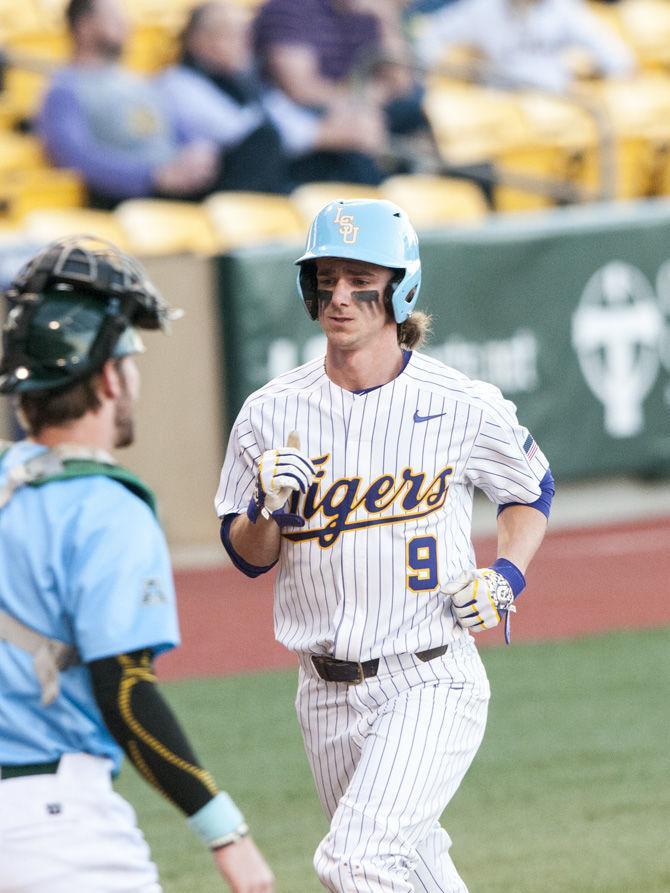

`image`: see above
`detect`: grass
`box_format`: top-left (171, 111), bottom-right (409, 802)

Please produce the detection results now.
top-left (114, 627), bottom-right (670, 892)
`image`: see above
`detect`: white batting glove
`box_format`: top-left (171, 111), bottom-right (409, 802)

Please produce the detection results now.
top-left (248, 432), bottom-right (316, 527)
top-left (444, 560), bottom-right (525, 644)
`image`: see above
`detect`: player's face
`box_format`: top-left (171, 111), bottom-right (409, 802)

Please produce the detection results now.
top-left (315, 258), bottom-right (395, 351)
top-left (113, 355), bottom-right (140, 448)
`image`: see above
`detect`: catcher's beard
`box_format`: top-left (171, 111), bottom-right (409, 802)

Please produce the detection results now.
top-left (113, 367), bottom-right (135, 449)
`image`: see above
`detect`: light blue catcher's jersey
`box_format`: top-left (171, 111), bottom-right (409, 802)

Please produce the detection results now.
top-left (0, 440), bottom-right (180, 772)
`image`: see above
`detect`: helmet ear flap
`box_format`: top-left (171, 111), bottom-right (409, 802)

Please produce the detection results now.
top-left (384, 271), bottom-right (403, 317)
top-left (390, 269), bottom-right (421, 323)
top-left (297, 263), bottom-right (319, 320)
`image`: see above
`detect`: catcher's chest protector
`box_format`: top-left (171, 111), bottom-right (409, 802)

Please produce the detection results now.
top-left (0, 442), bottom-right (157, 514)
top-left (0, 442), bottom-right (157, 703)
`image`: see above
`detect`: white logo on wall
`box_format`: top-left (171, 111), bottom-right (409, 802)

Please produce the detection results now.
top-left (571, 261), bottom-right (666, 438)
top-left (428, 329), bottom-right (538, 394)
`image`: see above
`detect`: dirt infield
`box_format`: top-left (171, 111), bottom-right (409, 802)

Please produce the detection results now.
top-left (157, 516), bottom-right (670, 681)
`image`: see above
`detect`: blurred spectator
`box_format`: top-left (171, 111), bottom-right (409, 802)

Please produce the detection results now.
top-left (155, 2), bottom-right (293, 193)
top-left (413, 0), bottom-right (636, 93)
top-left (37, 0), bottom-right (223, 208)
top-left (155, 1), bottom-right (387, 190)
top-left (253, 0), bottom-right (433, 179)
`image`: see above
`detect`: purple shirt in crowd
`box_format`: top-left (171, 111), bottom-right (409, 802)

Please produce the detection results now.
top-left (37, 64), bottom-right (183, 200)
top-left (253, 0), bottom-right (380, 83)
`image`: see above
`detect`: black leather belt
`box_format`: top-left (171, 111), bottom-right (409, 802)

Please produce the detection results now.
top-left (311, 645), bottom-right (448, 684)
top-left (0, 758), bottom-right (61, 780)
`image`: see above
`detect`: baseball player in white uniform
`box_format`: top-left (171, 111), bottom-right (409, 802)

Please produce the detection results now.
top-left (215, 199), bottom-right (554, 892)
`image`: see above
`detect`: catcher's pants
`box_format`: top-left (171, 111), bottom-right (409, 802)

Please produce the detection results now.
top-left (0, 752), bottom-right (161, 893)
top-left (296, 638), bottom-right (490, 893)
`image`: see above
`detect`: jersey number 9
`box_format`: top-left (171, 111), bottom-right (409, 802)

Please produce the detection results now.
top-left (407, 535), bottom-right (438, 592)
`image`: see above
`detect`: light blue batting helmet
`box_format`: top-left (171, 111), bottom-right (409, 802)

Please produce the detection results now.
top-left (294, 198), bottom-right (421, 323)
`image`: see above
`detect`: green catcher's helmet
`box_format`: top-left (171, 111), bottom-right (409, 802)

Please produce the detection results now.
top-left (0, 235), bottom-right (178, 394)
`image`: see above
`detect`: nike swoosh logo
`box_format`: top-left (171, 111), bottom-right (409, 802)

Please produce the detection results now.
top-left (413, 410), bottom-right (447, 423)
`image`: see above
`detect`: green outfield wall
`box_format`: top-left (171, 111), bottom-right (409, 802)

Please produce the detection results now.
top-left (216, 199), bottom-right (670, 481)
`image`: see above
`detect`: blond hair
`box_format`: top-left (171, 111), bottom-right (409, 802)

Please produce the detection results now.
top-left (398, 311), bottom-right (432, 350)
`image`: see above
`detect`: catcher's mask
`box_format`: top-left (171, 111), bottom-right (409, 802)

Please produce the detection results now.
top-left (295, 198), bottom-right (421, 323)
top-left (0, 235), bottom-right (179, 394)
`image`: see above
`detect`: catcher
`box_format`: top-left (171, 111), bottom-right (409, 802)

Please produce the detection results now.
top-left (0, 236), bottom-right (274, 893)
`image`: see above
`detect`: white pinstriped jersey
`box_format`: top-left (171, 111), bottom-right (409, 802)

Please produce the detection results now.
top-left (215, 350), bottom-right (549, 662)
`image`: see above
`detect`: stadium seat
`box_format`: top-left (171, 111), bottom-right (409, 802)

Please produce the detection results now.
top-left (115, 199), bottom-right (219, 256)
top-left (0, 168), bottom-right (86, 220)
top-left (576, 74), bottom-right (670, 197)
top-left (487, 92), bottom-right (600, 210)
top-left (204, 191), bottom-right (305, 250)
top-left (0, 96), bottom-right (24, 131)
top-left (0, 133), bottom-right (46, 173)
top-left (492, 143), bottom-right (571, 212)
top-left (423, 78), bottom-right (527, 166)
top-left (617, 0), bottom-right (670, 70)
top-left (424, 79), bottom-right (647, 210)
top-left (125, 0), bottom-right (191, 31)
top-left (20, 208), bottom-right (130, 249)
top-left (380, 174), bottom-right (488, 227)
top-left (290, 183), bottom-right (384, 224)
top-left (2, 29), bottom-right (70, 122)
top-left (3, 28), bottom-right (69, 61)
top-left (0, 1), bottom-right (44, 35)
top-left (123, 23), bottom-right (178, 72)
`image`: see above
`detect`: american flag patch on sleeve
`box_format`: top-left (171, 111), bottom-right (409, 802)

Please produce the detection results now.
top-left (523, 434), bottom-right (539, 460)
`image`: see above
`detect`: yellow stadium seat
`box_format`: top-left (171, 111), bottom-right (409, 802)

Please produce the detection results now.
top-left (576, 74), bottom-right (670, 196)
top-left (204, 191), bottom-right (305, 250)
top-left (514, 92), bottom-right (598, 147)
top-left (290, 183), bottom-right (384, 225)
top-left (578, 74), bottom-right (670, 138)
top-left (125, 0), bottom-right (188, 32)
top-left (115, 199), bottom-right (219, 256)
top-left (486, 92), bottom-right (598, 210)
top-left (0, 1), bottom-right (44, 36)
top-left (380, 174), bottom-right (488, 227)
top-left (492, 143), bottom-right (572, 212)
top-left (123, 23), bottom-right (178, 73)
top-left (28, 0), bottom-right (65, 30)
top-left (4, 28), bottom-right (69, 60)
top-left (618, 0), bottom-right (670, 69)
top-left (20, 208), bottom-right (130, 249)
top-left (0, 167), bottom-right (86, 220)
top-left (0, 133), bottom-right (46, 173)
top-left (423, 78), bottom-right (527, 166)
top-left (130, 0), bottom-right (264, 25)
top-left (2, 29), bottom-right (69, 121)
top-left (0, 96), bottom-right (25, 131)
top-left (586, 1), bottom-right (630, 42)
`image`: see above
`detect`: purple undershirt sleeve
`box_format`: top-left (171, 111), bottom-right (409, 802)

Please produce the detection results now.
top-left (497, 467), bottom-right (555, 519)
top-left (219, 514), bottom-right (278, 578)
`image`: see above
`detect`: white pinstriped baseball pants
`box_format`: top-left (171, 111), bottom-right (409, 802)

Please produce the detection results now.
top-left (296, 639), bottom-right (490, 893)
